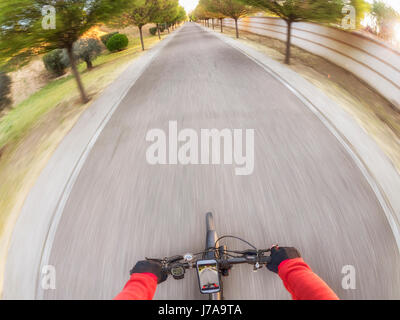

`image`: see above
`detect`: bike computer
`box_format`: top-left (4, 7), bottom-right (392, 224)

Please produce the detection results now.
top-left (196, 259), bottom-right (220, 294)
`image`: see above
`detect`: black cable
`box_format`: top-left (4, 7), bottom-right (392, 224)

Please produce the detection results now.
top-left (214, 235), bottom-right (257, 250)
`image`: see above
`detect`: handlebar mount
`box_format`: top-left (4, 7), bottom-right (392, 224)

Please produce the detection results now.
top-left (147, 248), bottom-right (272, 280)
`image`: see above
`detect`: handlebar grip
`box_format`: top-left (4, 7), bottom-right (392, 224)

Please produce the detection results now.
top-left (260, 256), bottom-right (271, 264)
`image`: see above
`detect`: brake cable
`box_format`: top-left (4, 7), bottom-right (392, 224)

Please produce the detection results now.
top-left (214, 235), bottom-right (257, 250)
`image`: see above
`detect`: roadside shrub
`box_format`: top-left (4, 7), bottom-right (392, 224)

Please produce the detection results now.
top-left (149, 27), bottom-right (157, 36)
top-left (106, 34), bottom-right (129, 52)
top-left (73, 38), bottom-right (102, 70)
top-left (42, 49), bottom-right (70, 77)
top-left (0, 72), bottom-right (12, 112)
top-left (100, 32), bottom-right (119, 46)
top-left (150, 25), bottom-right (165, 36)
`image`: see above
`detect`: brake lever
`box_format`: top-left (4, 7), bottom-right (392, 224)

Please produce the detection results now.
top-left (167, 255), bottom-right (184, 263)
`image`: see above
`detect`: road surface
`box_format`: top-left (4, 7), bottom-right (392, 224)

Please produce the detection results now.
top-left (43, 23), bottom-right (400, 299)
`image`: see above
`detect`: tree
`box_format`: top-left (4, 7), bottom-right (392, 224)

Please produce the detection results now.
top-left (193, 2), bottom-right (215, 28)
top-left (193, 4), bottom-right (208, 25)
top-left (200, 0), bottom-right (253, 38)
top-left (0, 0), bottom-right (128, 103)
top-left (371, 0), bottom-right (400, 41)
top-left (151, 0), bottom-right (177, 39)
top-left (0, 72), bottom-right (12, 112)
top-left (172, 5), bottom-right (187, 26)
top-left (163, 0), bottom-right (181, 32)
top-left (122, 0), bottom-right (161, 51)
top-left (200, 0), bottom-right (227, 32)
top-left (240, 0), bottom-right (368, 64)
top-left (73, 38), bottom-right (102, 70)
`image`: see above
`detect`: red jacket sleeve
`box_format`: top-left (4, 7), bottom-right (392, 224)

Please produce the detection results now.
top-left (114, 273), bottom-right (157, 300)
top-left (278, 258), bottom-right (339, 300)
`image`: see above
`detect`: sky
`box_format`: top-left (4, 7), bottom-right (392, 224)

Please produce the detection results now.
top-left (179, 0), bottom-right (199, 13)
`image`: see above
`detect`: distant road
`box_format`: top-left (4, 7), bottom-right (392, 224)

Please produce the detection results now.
top-left (43, 23), bottom-right (400, 299)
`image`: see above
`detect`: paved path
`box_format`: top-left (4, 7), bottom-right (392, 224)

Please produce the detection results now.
top-left (43, 23), bottom-right (400, 299)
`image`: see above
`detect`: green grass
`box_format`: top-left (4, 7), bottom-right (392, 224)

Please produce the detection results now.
top-left (0, 35), bottom-right (161, 151)
top-left (0, 76), bottom-right (73, 148)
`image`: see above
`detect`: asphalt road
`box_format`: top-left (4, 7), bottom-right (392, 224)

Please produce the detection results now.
top-left (43, 23), bottom-right (400, 299)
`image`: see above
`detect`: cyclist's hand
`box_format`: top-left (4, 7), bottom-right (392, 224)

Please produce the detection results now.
top-left (266, 246), bottom-right (301, 273)
top-left (130, 260), bottom-right (168, 284)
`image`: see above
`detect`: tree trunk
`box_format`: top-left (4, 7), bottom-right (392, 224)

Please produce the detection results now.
top-left (220, 18), bottom-right (223, 33)
top-left (67, 47), bottom-right (89, 104)
top-left (234, 18), bottom-right (239, 38)
top-left (139, 26), bottom-right (145, 51)
top-left (86, 59), bottom-right (93, 70)
top-left (157, 23), bottom-right (161, 40)
top-left (212, 18), bottom-right (214, 30)
top-left (285, 20), bottom-right (292, 64)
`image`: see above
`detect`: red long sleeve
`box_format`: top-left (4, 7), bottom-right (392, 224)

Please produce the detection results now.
top-left (278, 258), bottom-right (339, 300)
top-left (114, 273), bottom-right (157, 300)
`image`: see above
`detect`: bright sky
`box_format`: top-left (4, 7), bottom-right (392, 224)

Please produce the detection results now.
top-left (179, 0), bottom-right (199, 13)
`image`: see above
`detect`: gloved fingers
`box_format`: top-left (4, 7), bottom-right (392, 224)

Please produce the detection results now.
top-left (270, 244), bottom-right (280, 254)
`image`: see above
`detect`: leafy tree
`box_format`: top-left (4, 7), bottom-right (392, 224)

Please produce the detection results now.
top-left (43, 49), bottom-right (70, 76)
top-left (150, 0), bottom-right (175, 39)
top-left (371, 0), bottom-right (400, 40)
top-left (199, 0), bottom-right (254, 38)
top-left (73, 38), bottom-right (102, 70)
top-left (240, 0), bottom-right (368, 64)
top-left (122, 0), bottom-right (161, 51)
top-left (193, 4), bottom-right (207, 23)
top-left (173, 5), bottom-right (187, 25)
top-left (0, 72), bottom-right (12, 112)
top-left (193, 3), bottom-right (213, 27)
top-left (351, 0), bottom-right (371, 28)
top-left (163, 0), bottom-right (181, 32)
top-left (198, 0), bottom-right (227, 32)
top-left (0, 0), bottom-right (128, 103)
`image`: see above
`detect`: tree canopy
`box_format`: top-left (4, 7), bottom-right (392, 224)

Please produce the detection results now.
top-left (118, 0), bottom-right (186, 50)
top-left (237, 0), bottom-right (369, 63)
top-left (194, 0), bottom-right (254, 37)
top-left (370, 0), bottom-right (400, 40)
top-left (0, 0), bottom-right (129, 102)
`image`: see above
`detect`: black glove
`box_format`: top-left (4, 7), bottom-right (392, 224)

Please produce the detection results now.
top-left (130, 260), bottom-right (168, 284)
top-left (266, 246), bottom-right (301, 273)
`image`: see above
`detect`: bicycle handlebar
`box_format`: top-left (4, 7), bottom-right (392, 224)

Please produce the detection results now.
top-left (155, 251), bottom-right (272, 275)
